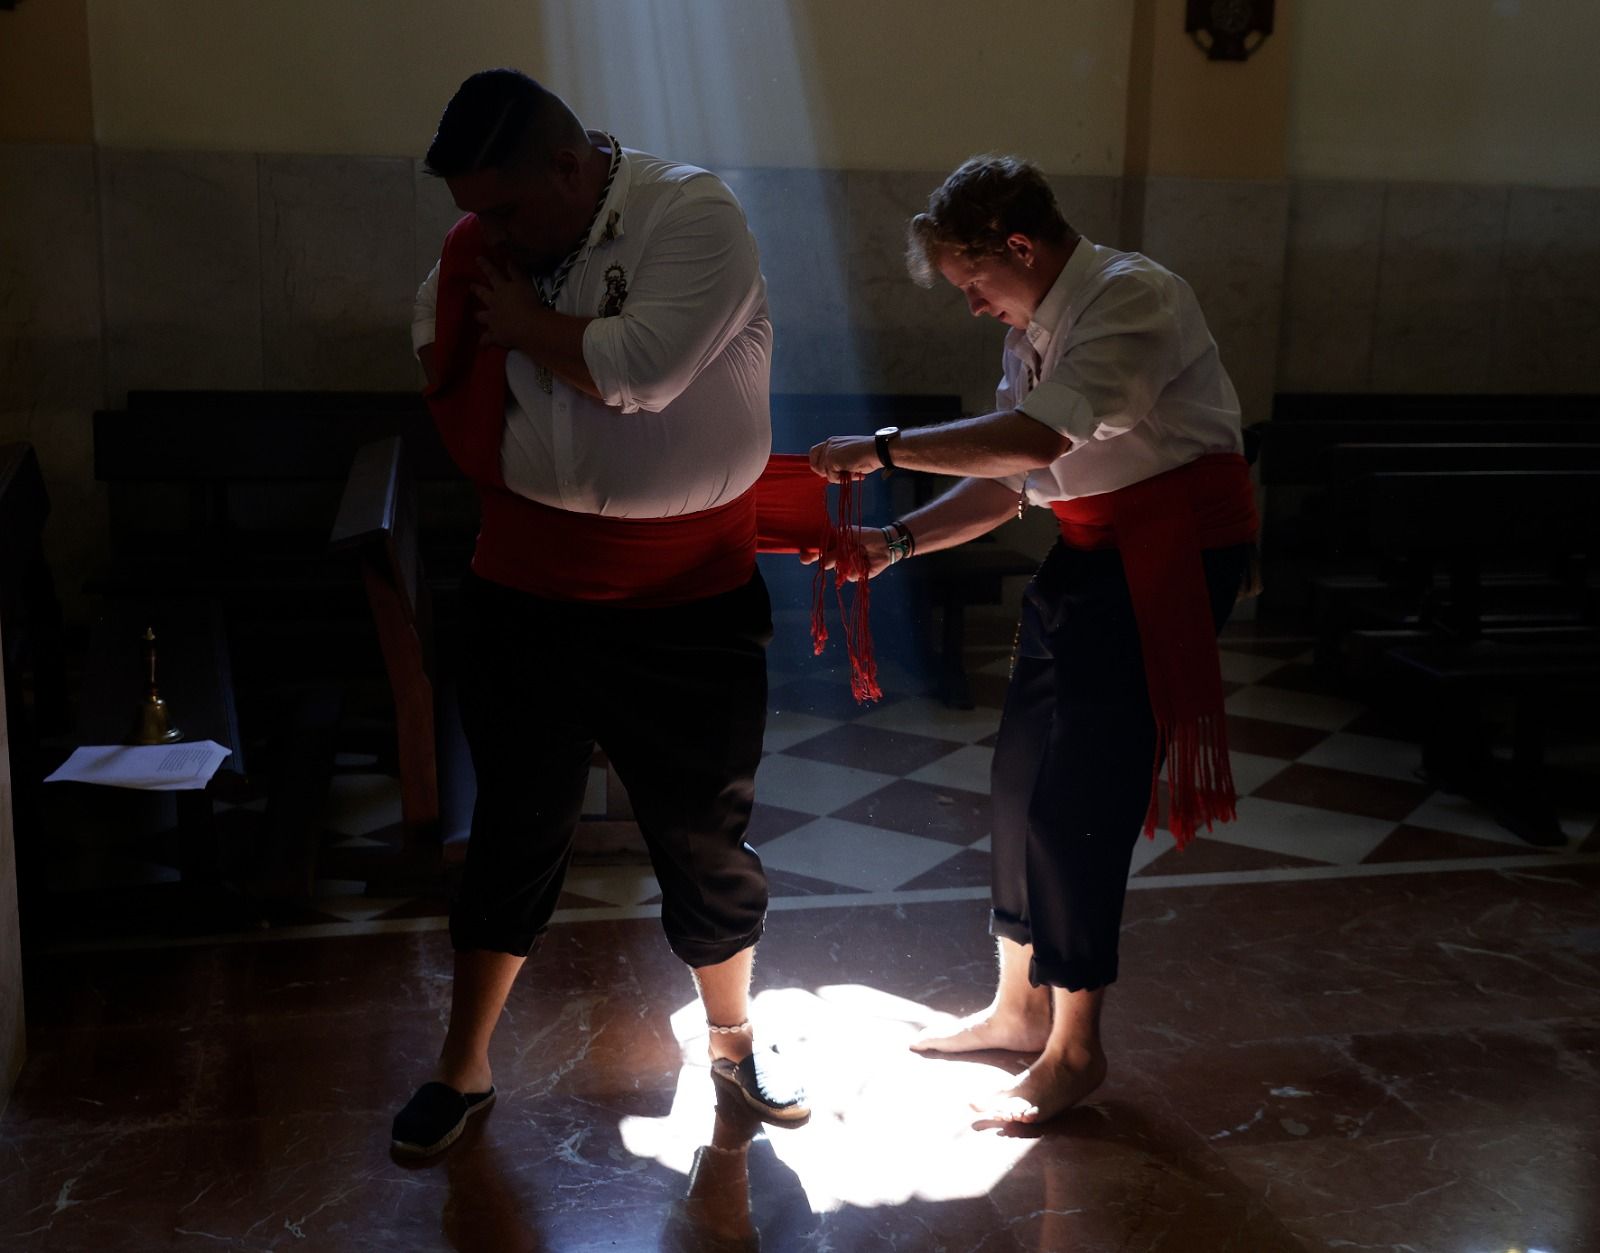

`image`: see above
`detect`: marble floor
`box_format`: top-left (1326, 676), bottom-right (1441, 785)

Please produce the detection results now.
top-left (5, 612), bottom-right (1600, 1250)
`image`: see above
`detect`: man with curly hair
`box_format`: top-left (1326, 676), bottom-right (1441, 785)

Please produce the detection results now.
top-left (809, 155), bottom-right (1257, 1123)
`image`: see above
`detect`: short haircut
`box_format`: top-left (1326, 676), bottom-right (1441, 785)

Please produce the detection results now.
top-left (905, 155), bottom-right (1076, 286)
top-left (423, 69), bottom-right (586, 178)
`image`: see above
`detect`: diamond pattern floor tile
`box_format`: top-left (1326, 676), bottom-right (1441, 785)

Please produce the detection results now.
top-left (1296, 732), bottom-right (1425, 784)
top-left (1209, 797), bottom-right (1399, 866)
top-left (754, 818), bottom-right (964, 892)
top-left (905, 746), bottom-right (996, 795)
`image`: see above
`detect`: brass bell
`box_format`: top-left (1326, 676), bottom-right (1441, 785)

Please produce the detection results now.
top-left (132, 626), bottom-right (183, 745)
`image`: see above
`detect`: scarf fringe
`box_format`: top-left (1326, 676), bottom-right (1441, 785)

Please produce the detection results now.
top-left (1145, 711), bottom-right (1238, 849)
top-left (809, 475), bottom-right (882, 704)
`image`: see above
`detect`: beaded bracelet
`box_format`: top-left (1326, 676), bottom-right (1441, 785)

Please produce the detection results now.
top-left (882, 520), bottom-right (916, 564)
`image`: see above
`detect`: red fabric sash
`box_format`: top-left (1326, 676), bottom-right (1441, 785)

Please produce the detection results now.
top-left (1050, 452), bottom-right (1258, 847)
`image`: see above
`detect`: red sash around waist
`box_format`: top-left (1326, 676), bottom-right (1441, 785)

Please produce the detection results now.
top-left (1050, 452), bottom-right (1259, 847)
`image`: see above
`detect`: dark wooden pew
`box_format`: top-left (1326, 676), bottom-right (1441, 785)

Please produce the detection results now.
top-left (329, 436), bottom-right (474, 865)
top-left (1349, 468), bottom-right (1600, 844)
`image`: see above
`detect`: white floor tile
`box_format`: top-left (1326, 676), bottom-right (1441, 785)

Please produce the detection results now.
top-left (855, 698), bottom-right (1001, 745)
top-left (1210, 797), bottom-right (1397, 865)
top-left (322, 774), bottom-right (403, 836)
top-left (975, 653), bottom-right (1017, 678)
top-left (1218, 650), bottom-right (1290, 684)
top-left (563, 866), bottom-right (663, 906)
top-left (755, 755), bottom-right (899, 815)
top-left (756, 817), bottom-right (961, 892)
top-left (316, 896), bottom-right (410, 923)
top-left (1127, 833), bottom-right (1171, 876)
top-left (762, 710), bottom-right (846, 753)
top-left (1402, 793), bottom-right (1593, 851)
top-left (1230, 750), bottom-right (1293, 796)
top-left (1297, 733), bottom-right (1424, 783)
top-left (906, 745), bottom-right (996, 795)
top-left (1224, 686), bottom-right (1363, 732)
top-left (581, 766), bottom-right (608, 817)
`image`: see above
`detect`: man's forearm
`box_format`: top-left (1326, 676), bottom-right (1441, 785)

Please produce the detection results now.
top-left (898, 476), bottom-right (1023, 555)
top-left (891, 410), bottom-right (1070, 478)
top-left (512, 308), bottom-right (601, 400)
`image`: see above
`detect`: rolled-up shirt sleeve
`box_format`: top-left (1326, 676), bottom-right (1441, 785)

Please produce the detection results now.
top-left (1019, 272), bottom-right (1187, 448)
top-left (582, 181), bottom-right (763, 414)
top-left (412, 262), bottom-right (440, 353)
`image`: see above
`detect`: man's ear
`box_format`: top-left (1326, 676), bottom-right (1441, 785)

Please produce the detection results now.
top-left (1006, 233), bottom-right (1036, 268)
top-left (550, 146), bottom-right (583, 187)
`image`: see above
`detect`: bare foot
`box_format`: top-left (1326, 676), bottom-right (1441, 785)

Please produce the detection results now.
top-left (910, 1004), bottom-right (1050, 1055)
top-left (971, 1048), bottom-right (1107, 1124)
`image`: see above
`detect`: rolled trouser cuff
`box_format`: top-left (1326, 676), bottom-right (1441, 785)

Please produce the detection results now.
top-left (668, 916), bottom-right (765, 969)
top-left (449, 905), bottom-right (545, 958)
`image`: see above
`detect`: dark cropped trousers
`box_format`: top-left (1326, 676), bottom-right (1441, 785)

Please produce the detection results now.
top-left (989, 540), bottom-right (1252, 990)
top-left (449, 568), bottom-right (772, 967)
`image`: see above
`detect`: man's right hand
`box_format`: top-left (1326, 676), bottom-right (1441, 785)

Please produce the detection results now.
top-left (798, 526), bottom-right (893, 582)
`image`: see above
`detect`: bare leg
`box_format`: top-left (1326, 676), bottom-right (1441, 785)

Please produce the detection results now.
top-left (974, 983), bottom-right (1108, 1124)
top-left (910, 936), bottom-right (1051, 1054)
top-left (693, 945), bottom-right (755, 1063)
top-left (434, 949), bottom-right (526, 1093)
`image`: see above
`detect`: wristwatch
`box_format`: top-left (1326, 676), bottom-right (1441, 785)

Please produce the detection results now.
top-left (874, 425), bottom-right (901, 470)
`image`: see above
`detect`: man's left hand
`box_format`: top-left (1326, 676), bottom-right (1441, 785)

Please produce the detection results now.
top-left (809, 436), bottom-right (881, 483)
top-left (471, 257), bottom-right (546, 350)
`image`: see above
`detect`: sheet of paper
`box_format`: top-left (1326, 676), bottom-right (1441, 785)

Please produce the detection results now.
top-left (44, 740), bottom-right (232, 791)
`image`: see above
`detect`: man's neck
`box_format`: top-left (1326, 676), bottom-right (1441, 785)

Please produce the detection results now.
top-left (1032, 238), bottom-right (1077, 304)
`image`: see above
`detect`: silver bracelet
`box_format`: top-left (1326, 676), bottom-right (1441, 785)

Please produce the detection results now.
top-left (707, 1020), bottom-right (752, 1035)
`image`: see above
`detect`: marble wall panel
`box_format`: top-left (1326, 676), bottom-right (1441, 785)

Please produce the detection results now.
top-left (99, 149), bottom-right (263, 402)
top-left (413, 160), bottom-right (460, 288)
top-left (1140, 177), bottom-right (1290, 427)
top-left (720, 167), bottom-right (849, 335)
top-left (1370, 183), bottom-right (1509, 392)
top-left (0, 144), bottom-right (102, 413)
top-left (1494, 186), bottom-right (1600, 393)
top-left (1050, 174), bottom-right (1124, 250)
top-left (844, 168), bottom-right (965, 334)
top-left (259, 155), bottom-right (417, 390)
top-left (1278, 181), bottom-right (1385, 392)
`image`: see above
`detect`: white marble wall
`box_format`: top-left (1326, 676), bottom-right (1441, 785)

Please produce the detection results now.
top-left (1279, 180), bottom-right (1600, 394)
top-left (1133, 177), bottom-right (1292, 428)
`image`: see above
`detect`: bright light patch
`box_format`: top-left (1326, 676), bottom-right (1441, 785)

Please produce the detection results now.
top-left (621, 986), bottom-right (1043, 1211)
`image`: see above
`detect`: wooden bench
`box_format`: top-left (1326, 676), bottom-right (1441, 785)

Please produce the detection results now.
top-left (1256, 392), bottom-right (1600, 640)
top-left (1348, 468), bottom-right (1600, 844)
top-left (329, 435), bottom-right (474, 865)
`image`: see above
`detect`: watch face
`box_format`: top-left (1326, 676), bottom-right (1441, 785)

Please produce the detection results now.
top-left (874, 426), bottom-right (899, 439)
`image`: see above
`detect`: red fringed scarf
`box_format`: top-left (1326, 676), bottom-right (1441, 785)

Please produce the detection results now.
top-left (424, 212), bottom-right (879, 695)
top-left (1050, 453), bottom-right (1258, 847)
top-left (809, 474), bottom-right (881, 703)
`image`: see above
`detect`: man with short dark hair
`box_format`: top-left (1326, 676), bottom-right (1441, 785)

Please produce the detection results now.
top-left (810, 155), bottom-right (1257, 1124)
top-left (392, 69), bottom-right (807, 1158)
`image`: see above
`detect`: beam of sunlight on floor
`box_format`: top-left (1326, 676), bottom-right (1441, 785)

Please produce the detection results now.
top-left (621, 986), bottom-right (1041, 1212)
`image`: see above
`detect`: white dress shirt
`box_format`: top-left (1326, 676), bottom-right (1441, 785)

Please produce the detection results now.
top-left (413, 140), bottom-right (772, 518)
top-left (998, 238), bottom-right (1243, 503)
